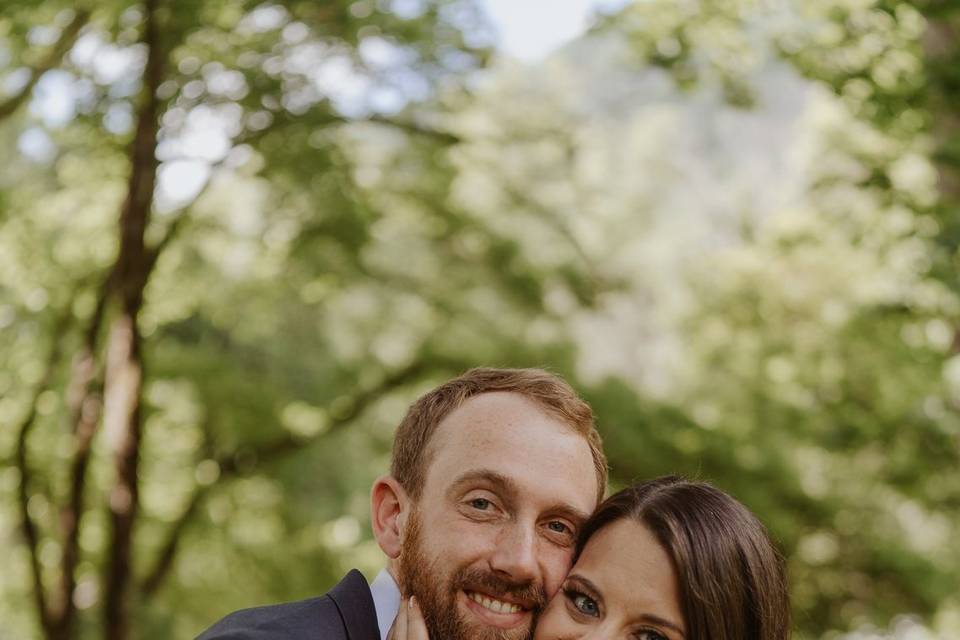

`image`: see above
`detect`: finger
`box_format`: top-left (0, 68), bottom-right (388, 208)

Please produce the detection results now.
top-left (388, 596), bottom-right (408, 640)
top-left (407, 596), bottom-right (430, 640)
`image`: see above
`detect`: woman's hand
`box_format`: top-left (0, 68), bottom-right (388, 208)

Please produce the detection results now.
top-left (387, 596), bottom-right (429, 640)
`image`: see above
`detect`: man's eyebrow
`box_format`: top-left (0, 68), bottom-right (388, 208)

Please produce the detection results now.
top-left (546, 503), bottom-right (591, 527)
top-left (446, 470), bottom-right (591, 524)
top-left (447, 469), bottom-right (519, 500)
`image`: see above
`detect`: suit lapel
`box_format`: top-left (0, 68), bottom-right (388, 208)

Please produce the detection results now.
top-left (328, 569), bottom-right (381, 640)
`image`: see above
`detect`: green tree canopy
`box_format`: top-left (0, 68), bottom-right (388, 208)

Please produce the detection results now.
top-left (1, 1), bottom-right (958, 639)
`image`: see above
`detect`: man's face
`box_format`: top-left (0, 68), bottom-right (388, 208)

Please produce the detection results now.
top-left (396, 392), bottom-right (599, 640)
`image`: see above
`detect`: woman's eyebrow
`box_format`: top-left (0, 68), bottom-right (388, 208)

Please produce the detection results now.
top-left (565, 574), bottom-right (604, 604)
top-left (633, 613), bottom-right (686, 639)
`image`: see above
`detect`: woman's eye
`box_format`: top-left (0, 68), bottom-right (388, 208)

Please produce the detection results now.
top-left (574, 594), bottom-right (597, 615)
top-left (635, 631), bottom-right (667, 640)
top-left (469, 498), bottom-right (491, 510)
top-left (566, 590), bottom-right (599, 617)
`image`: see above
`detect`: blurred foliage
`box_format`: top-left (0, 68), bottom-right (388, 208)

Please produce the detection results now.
top-left (0, 0), bottom-right (958, 639)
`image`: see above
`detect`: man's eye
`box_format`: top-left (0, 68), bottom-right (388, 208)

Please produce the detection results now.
top-left (565, 590), bottom-right (599, 617)
top-left (547, 521), bottom-right (572, 535)
top-left (469, 498), bottom-right (492, 510)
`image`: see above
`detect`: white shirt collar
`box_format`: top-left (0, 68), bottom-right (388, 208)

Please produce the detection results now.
top-left (369, 568), bottom-right (401, 640)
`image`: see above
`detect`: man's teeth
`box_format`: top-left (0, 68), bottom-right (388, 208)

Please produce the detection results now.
top-left (468, 591), bottom-right (522, 614)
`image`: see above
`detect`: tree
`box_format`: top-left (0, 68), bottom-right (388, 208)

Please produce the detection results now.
top-left (440, 0), bottom-right (960, 635)
top-left (594, 1), bottom-right (960, 635)
top-left (5, 1), bottom-right (959, 638)
top-left (0, 1), bottom-right (599, 638)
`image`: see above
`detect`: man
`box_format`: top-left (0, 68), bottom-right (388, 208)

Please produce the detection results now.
top-left (198, 367), bottom-right (607, 640)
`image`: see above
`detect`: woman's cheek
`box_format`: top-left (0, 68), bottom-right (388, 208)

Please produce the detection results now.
top-left (534, 596), bottom-right (579, 640)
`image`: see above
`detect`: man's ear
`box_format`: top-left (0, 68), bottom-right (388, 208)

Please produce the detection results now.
top-left (371, 475), bottom-right (410, 559)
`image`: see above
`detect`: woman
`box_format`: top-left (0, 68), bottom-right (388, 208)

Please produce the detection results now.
top-left (392, 475), bottom-right (790, 640)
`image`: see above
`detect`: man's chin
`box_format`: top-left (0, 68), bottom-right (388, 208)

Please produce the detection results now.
top-left (455, 590), bottom-right (535, 640)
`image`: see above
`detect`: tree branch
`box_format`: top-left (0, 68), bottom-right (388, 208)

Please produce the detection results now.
top-left (0, 9), bottom-right (90, 123)
top-left (138, 412), bottom-right (217, 596)
top-left (234, 109), bottom-right (461, 150)
top-left (499, 179), bottom-right (598, 276)
top-left (135, 357), bottom-right (458, 596)
top-left (143, 208), bottom-right (190, 275)
top-left (365, 114), bottom-right (461, 145)
top-left (137, 485), bottom-right (208, 596)
top-left (48, 272), bottom-right (112, 640)
top-left (218, 358), bottom-right (433, 474)
top-left (14, 302), bottom-right (76, 639)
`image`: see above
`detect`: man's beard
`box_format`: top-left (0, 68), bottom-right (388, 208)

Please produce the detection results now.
top-left (397, 510), bottom-right (546, 640)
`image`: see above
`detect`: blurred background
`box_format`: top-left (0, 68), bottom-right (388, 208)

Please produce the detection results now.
top-left (1, 0), bottom-right (958, 638)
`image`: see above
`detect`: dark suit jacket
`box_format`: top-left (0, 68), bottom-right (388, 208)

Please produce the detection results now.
top-left (196, 569), bottom-right (381, 640)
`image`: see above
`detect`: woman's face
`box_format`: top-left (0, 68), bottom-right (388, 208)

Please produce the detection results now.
top-left (533, 519), bottom-right (686, 640)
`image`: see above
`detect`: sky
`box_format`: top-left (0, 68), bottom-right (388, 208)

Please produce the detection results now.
top-left (479, 0), bottom-right (628, 61)
top-left (17, 0), bottom-right (627, 170)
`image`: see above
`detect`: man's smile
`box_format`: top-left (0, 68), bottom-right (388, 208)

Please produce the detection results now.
top-left (466, 589), bottom-right (529, 613)
top-left (460, 589), bottom-right (532, 629)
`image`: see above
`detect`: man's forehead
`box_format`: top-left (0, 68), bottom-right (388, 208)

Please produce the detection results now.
top-left (429, 391), bottom-right (570, 446)
top-left (421, 391), bottom-right (598, 509)
top-left (421, 394), bottom-right (560, 467)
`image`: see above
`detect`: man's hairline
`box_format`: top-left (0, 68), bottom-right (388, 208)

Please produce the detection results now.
top-left (401, 390), bottom-right (602, 504)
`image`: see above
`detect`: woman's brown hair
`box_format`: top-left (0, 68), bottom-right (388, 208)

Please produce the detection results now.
top-left (575, 476), bottom-right (790, 640)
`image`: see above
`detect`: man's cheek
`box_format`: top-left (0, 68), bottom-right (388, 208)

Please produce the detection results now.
top-left (449, 519), bottom-right (500, 552)
top-left (540, 549), bottom-right (576, 599)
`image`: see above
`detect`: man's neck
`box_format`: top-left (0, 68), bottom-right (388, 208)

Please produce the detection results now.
top-left (385, 561), bottom-right (401, 589)
top-left (369, 568), bottom-right (402, 640)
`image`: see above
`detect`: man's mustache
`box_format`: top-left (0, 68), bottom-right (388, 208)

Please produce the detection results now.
top-left (453, 567), bottom-right (547, 612)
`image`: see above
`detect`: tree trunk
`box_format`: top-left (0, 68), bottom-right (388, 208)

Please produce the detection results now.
top-left (923, 12), bottom-right (960, 206)
top-left (101, 0), bottom-right (164, 638)
top-left (102, 315), bottom-right (145, 640)
top-left (47, 276), bottom-right (110, 640)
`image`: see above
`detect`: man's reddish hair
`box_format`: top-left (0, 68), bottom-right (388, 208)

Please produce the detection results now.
top-left (390, 367), bottom-right (607, 503)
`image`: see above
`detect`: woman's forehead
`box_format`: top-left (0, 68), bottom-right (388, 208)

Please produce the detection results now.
top-left (574, 520), bottom-right (684, 629)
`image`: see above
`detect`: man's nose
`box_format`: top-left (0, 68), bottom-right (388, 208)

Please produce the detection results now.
top-left (488, 521), bottom-right (538, 582)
